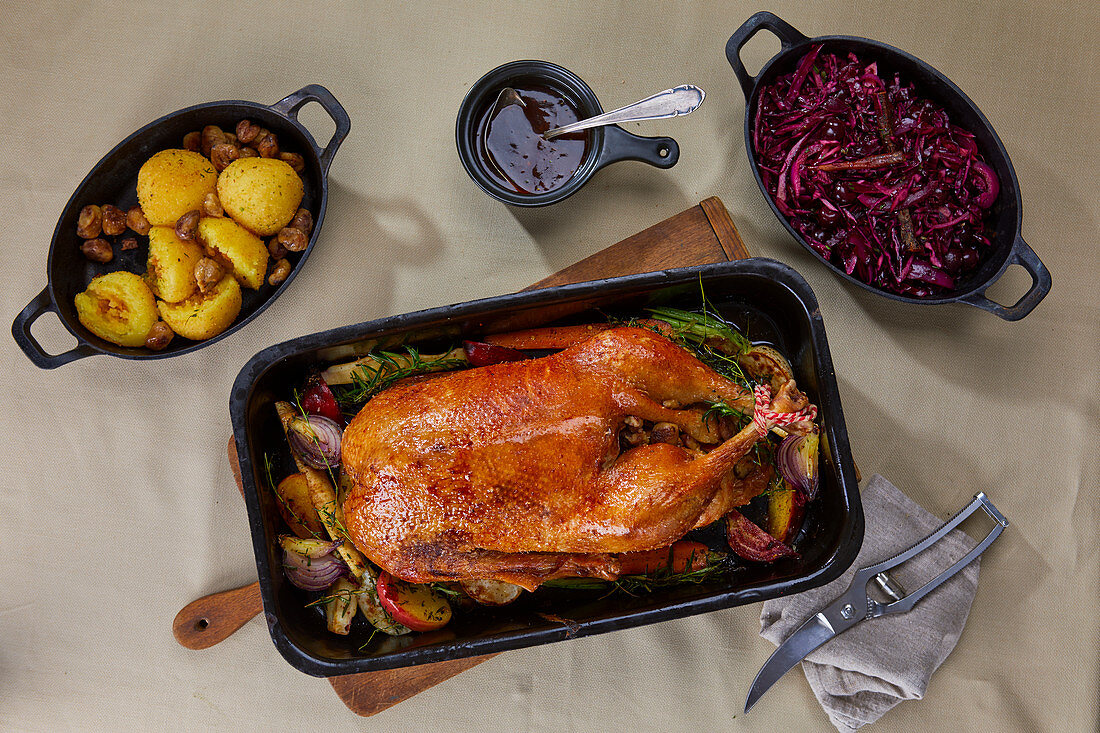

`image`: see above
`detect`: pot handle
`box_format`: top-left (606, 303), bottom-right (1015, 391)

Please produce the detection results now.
top-left (595, 126), bottom-right (679, 170)
top-left (725, 12), bottom-right (810, 99)
top-left (270, 84), bottom-right (351, 174)
top-left (958, 235), bottom-right (1052, 321)
top-left (11, 286), bottom-right (97, 369)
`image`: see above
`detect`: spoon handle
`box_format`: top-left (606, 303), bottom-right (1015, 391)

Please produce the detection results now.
top-left (543, 84), bottom-right (705, 140)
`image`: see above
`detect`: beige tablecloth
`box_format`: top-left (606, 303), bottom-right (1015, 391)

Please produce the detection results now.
top-left (1, 1), bottom-right (1096, 730)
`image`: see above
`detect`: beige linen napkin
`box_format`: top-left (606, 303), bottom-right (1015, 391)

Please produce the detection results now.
top-left (760, 474), bottom-right (980, 730)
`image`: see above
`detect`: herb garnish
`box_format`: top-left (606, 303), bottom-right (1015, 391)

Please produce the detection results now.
top-left (542, 555), bottom-right (731, 597)
top-left (306, 584), bottom-right (362, 610)
top-left (331, 345), bottom-right (468, 412)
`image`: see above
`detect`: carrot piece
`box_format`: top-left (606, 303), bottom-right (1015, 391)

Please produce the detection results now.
top-left (483, 323), bottom-right (616, 350)
top-left (618, 541), bottom-right (711, 575)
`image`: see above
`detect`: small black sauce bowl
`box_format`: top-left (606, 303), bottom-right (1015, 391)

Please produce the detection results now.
top-left (726, 12), bottom-right (1051, 320)
top-left (456, 60), bottom-right (680, 207)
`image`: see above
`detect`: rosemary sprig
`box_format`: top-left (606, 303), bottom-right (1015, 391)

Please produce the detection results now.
top-left (262, 451), bottom-right (279, 493)
top-left (331, 345), bottom-right (468, 410)
top-left (429, 583), bottom-right (464, 599)
top-left (305, 584), bottom-right (363, 610)
top-left (313, 499), bottom-right (352, 542)
top-left (703, 400), bottom-right (751, 430)
top-left (613, 561), bottom-right (728, 595)
top-left (358, 627), bottom-right (383, 651)
top-left (755, 474), bottom-right (794, 500)
top-left (696, 342), bottom-right (752, 388)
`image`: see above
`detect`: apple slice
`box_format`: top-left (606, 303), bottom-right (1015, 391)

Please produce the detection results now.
top-left (725, 509), bottom-right (798, 562)
top-left (376, 572), bottom-right (452, 631)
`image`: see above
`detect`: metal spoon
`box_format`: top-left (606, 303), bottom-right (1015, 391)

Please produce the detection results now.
top-left (490, 86), bottom-right (525, 115)
top-left (483, 87), bottom-right (527, 182)
top-left (542, 84), bottom-right (705, 140)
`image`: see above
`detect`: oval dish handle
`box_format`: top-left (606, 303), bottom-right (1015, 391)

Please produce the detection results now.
top-left (11, 286), bottom-right (97, 369)
top-left (271, 84), bottom-right (351, 173)
top-left (959, 235), bottom-right (1052, 321)
top-left (725, 12), bottom-right (810, 99)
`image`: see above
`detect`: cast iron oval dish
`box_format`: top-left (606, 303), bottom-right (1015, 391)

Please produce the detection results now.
top-left (726, 12), bottom-right (1050, 320)
top-left (231, 259), bottom-right (863, 677)
top-left (12, 85), bottom-right (350, 368)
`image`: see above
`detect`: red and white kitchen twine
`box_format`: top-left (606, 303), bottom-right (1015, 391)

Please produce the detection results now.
top-left (752, 384), bottom-right (818, 437)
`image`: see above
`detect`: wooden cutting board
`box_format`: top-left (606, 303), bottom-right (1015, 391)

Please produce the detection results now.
top-left (330, 196), bottom-right (749, 715)
top-left (175, 196), bottom-right (750, 716)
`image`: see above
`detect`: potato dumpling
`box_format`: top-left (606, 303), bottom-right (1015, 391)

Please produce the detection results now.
top-left (217, 157), bottom-right (304, 236)
top-left (146, 226), bottom-right (203, 302)
top-left (136, 149), bottom-right (218, 226)
top-left (197, 216), bottom-right (269, 290)
top-left (74, 271), bottom-right (159, 347)
top-left (157, 274), bottom-right (242, 341)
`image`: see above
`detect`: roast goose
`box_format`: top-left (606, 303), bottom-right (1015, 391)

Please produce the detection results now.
top-left (341, 326), bottom-right (812, 591)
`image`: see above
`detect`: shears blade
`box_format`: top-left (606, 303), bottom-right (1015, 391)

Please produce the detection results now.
top-left (744, 605), bottom-right (855, 712)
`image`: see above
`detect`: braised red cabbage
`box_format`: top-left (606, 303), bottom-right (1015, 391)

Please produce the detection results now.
top-left (753, 46), bottom-right (999, 297)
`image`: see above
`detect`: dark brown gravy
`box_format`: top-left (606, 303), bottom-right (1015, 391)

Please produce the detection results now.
top-left (476, 85), bottom-right (589, 194)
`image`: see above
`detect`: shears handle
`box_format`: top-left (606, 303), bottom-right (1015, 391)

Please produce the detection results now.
top-left (856, 493), bottom-right (1008, 618)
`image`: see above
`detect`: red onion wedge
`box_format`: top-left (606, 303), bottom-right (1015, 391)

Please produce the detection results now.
top-left (725, 509), bottom-right (798, 562)
top-left (281, 538), bottom-right (347, 591)
top-left (777, 429), bottom-right (820, 500)
top-left (287, 414), bottom-right (342, 469)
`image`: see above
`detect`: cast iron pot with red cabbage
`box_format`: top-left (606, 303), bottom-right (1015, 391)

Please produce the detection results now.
top-left (726, 12), bottom-right (1050, 320)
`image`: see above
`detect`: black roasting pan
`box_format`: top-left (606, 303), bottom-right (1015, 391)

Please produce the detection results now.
top-left (230, 258), bottom-right (863, 677)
